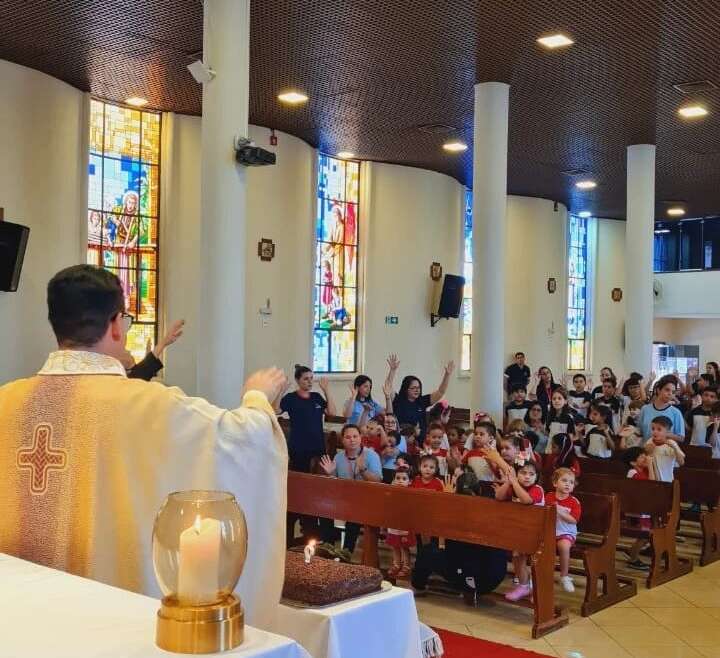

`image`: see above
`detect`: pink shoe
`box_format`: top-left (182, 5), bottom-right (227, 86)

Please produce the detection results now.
top-left (505, 583), bottom-right (532, 602)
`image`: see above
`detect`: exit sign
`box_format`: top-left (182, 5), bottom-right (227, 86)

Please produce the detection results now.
top-left (385, 315), bottom-right (399, 325)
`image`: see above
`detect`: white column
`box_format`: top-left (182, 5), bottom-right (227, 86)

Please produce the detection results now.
top-left (471, 82), bottom-right (509, 423)
top-left (625, 144), bottom-right (656, 375)
top-left (196, 0), bottom-right (250, 407)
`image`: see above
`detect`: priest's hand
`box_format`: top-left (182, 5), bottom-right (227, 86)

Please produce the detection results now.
top-left (243, 368), bottom-right (288, 406)
top-left (153, 319), bottom-right (185, 358)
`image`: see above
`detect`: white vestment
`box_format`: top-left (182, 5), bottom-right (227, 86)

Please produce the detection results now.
top-left (0, 350), bottom-right (288, 629)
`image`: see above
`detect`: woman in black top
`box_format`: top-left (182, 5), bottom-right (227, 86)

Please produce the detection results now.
top-left (591, 366), bottom-right (616, 398)
top-left (532, 366), bottom-right (561, 415)
top-left (391, 359), bottom-right (455, 440)
top-left (279, 365), bottom-right (337, 473)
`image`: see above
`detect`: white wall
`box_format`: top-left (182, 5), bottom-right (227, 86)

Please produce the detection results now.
top-left (0, 61), bottom-right (85, 382)
top-left (653, 318), bottom-right (720, 364)
top-left (592, 218), bottom-right (626, 376)
top-left (654, 271), bottom-right (720, 319)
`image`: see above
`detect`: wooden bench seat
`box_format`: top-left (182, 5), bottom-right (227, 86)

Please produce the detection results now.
top-left (576, 474), bottom-right (693, 587)
top-left (682, 444), bottom-right (720, 470)
top-left (570, 492), bottom-right (637, 615)
top-left (287, 471), bottom-right (568, 638)
top-left (675, 467), bottom-right (720, 566)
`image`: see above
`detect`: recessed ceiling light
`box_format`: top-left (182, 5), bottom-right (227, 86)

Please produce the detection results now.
top-left (442, 140), bottom-right (468, 153)
top-left (278, 90), bottom-right (308, 105)
top-left (125, 96), bottom-right (148, 107)
top-left (667, 206), bottom-right (686, 217)
top-left (575, 180), bottom-right (597, 190)
top-left (678, 104), bottom-right (708, 119)
top-left (578, 211), bottom-right (592, 218)
top-left (537, 33), bottom-right (574, 49)
top-left (337, 151), bottom-right (355, 159)
top-left (655, 229), bottom-right (671, 234)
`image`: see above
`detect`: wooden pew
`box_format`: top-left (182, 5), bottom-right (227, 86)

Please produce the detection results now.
top-left (675, 467), bottom-right (720, 566)
top-left (576, 474), bottom-right (693, 587)
top-left (682, 444), bottom-right (720, 470)
top-left (579, 458), bottom-right (720, 567)
top-left (571, 492), bottom-right (637, 615)
top-left (287, 472), bottom-right (567, 638)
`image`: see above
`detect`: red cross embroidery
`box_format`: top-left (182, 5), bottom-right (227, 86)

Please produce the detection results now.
top-left (16, 423), bottom-right (67, 495)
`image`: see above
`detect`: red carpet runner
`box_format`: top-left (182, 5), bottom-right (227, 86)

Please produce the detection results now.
top-left (434, 627), bottom-right (553, 658)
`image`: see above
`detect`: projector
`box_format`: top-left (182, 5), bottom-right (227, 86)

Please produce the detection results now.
top-left (235, 144), bottom-right (276, 167)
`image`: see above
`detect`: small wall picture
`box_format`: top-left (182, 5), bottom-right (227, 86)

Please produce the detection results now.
top-left (547, 277), bottom-right (557, 294)
top-left (612, 287), bottom-right (623, 302)
top-left (430, 261), bottom-right (443, 281)
top-left (258, 238), bottom-right (275, 262)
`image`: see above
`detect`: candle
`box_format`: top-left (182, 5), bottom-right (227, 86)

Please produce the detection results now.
top-left (178, 515), bottom-right (222, 605)
top-left (304, 539), bottom-right (317, 564)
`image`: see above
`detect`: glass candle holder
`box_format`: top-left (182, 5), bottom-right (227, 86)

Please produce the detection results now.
top-left (153, 491), bottom-right (247, 653)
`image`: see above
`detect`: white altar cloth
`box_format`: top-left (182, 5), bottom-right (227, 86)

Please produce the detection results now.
top-left (272, 585), bottom-right (423, 658)
top-left (0, 554), bottom-right (310, 658)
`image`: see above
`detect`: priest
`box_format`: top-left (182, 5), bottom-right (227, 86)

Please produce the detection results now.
top-left (0, 265), bottom-right (288, 628)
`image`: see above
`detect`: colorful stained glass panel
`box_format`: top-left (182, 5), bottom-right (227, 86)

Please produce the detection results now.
top-left (87, 99), bottom-right (161, 362)
top-left (461, 189), bottom-right (473, 370)
top-left (312, 154), bottom-right (359, 373)
top-left (567, 214), bottom-right (588, 370)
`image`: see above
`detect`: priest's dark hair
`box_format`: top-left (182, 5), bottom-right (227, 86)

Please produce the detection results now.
top-left (47, 265), bottom-right (124, 346)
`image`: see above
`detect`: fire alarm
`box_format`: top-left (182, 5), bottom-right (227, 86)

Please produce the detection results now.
top-left (269, 129), bottom-right (278, 146)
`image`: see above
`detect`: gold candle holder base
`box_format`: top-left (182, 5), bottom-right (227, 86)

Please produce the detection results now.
top-left (156, 594), bottom-right (244, 654)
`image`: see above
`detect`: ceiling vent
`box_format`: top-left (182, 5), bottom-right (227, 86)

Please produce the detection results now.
top-left (417, 123), bottom-right (456, 134)
top-left (673, 80), bottom-right (717, 94)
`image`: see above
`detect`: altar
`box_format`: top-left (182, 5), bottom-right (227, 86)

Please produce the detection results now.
top-left (0, 554), bottom-right (310, 658)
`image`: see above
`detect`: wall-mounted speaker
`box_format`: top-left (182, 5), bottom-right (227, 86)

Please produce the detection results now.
top-left (0, 221), bottom-right (30, 292)
top-left (431, 274), bottom-right (465, 326)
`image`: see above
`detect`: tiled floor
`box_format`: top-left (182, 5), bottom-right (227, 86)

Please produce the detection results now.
top-left (413, 558), bottom-right (720, 657)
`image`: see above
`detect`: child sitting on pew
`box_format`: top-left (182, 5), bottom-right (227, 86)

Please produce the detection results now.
top-left (707, 402), bottom-right (720, 458)
top-left (585, 404), bottom-right (616, 458)
top-left (645, 416), bottom-right (685, 482)
top-left (618, 401), bottom-right (644, 449)
top-left (421, 422), bottom-right (449, 476)
top-left (362, 417), bottom-right (386, 452)
top-left (386, 465), bottom-right (416, 579)
top-left (462, 421), bottom-right (498, 482)
top-left (545, 433), bottom-right (581, 476)
top-left (400, 423), bottom-right (421, 459)
top-left (621, 446), bottom-right (655, 569)
top-left (545, 468), bottom-right (582, 593)
top-left (494, 458), bottom-right (544, 601)
top-left (446, 425), bottom-right (467, 472)
top-left (410, 454), bottom-right (444, 491)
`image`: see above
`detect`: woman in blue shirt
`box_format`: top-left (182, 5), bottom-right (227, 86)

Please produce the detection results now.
top-left (342, 354), bottom-right (400, 424)
top-left (638, 374), bottom-right (685, 442)
top-left (320, 424), bottom-right (382, 551)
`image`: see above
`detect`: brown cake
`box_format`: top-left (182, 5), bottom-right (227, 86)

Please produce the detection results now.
top-left (282, 551), bottom-right (383, 606)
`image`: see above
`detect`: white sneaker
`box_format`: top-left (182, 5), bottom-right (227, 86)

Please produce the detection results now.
top-left (560, 576), bottom-right (575, 593)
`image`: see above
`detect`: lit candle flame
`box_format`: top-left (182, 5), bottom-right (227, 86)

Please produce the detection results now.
top-left (304, 539), bottom-right (317, 564)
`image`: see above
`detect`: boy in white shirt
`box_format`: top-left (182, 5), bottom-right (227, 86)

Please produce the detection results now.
top-left (645, 416), bottom-right (685, 482)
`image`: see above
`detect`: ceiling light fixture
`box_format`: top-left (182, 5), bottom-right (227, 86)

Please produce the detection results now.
top-left (667, 206), bottom-right (686, 217)
top-left (278, 90), bottom-right (308, 105)
top-left (337, 151), bottom-right (355, 159)
top-left (125, 96), bottom-right (148, 107)
top-left (578, 211), bottom-right (592, 218)
top-left (537, 33), bottom-right (574, 49)
top-left (575, 180), bottom-right (597, 190)
top-left (678, 104), bottom-right (708, 119)
top-left (655, 229), bottom-right (671, 234)
top-left (442, 140), bottom-right (468, 153)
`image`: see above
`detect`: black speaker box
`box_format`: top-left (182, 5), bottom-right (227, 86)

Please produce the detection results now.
top-left (437, 274), bottom-right (465, 318)
top-left (0, 221), bottom-right (30, 292)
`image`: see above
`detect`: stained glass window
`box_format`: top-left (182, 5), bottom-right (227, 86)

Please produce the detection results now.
top-left (312, 155), bottom-right (360, 373)
top-left (461, 189), bottom-right (473, 371)
top-left (567, 214), bottom-right (588, 370)
top-left (87, 99), bottom-right (161, 362)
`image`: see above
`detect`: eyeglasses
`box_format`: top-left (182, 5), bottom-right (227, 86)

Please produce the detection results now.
top-left (119, 312), bottom-right (134, 331)
top-left (407, 386), bottom-right (421, 391)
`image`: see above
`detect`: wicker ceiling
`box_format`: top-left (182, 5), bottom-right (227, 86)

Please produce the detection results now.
top-left (2, 0), bottom-right (720, 219)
